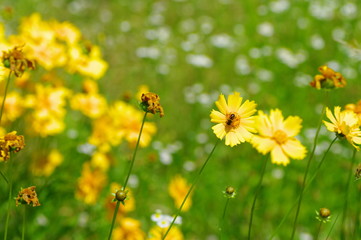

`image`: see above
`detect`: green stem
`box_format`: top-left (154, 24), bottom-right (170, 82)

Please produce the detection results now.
top-left (107, 112), bottom-right (148, 240)
top-left (0, 170), bottom-right (8, 184)
top-left (340, 149), bottom-right (357, 240)
top-left (248, 155), bottom-right (268, 240)
top-left (0, 71), bottom-right (12, 126)
top-left (4, 158), bottom-right (13, 240)
top-left (353, 186), bottom-right (361, 239)
top-left (290, 104), bottom-right (327, 240)
top-left (123, 112), bottom-right (147, 190)
top-left (326, 213), bottom-right (339, 240)
top-left (107, 201), bottom-right (120, 240)
top-left (220, 198), bottom-right (230, 240)
top-left (315, 221), bottom-right (322, 240)
top-left (269, 136), bottom-right (337, 240)
top-left (22, 207), bottom-right (26, 240)
top-left (162, 140), bottom-right (219, 240)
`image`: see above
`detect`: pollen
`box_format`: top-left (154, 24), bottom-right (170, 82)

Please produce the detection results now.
top-left (273, 130), bottom-right (288, 144)
top-left (225, 112), bottom-right (240, 129)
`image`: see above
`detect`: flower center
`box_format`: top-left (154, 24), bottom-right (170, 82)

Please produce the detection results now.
top-left (225, 112), bottom-right (240, 129)
top-left (273, 130), bottom-right (288, 144)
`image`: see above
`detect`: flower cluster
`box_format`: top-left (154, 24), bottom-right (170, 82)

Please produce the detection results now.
top-left (310, 65), bottom-right (346, 90)
top-left (15, 186), bottom-right (40, 207)
top-left (148, 210), bottom-right (184, 239)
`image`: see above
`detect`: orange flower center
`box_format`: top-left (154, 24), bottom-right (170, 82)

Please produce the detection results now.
top-left (273, 130), bottom-right (288, 144)
top-left (225, 112), bottom-right (240, 129)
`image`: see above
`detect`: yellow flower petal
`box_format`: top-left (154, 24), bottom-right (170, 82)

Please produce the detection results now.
top-left (225, 131), bottom-right (239, 147)
top-left (270, 109), bottom-right (284, 131)
top-left (215, 94), bottom-right (228, 114)
top-left (271, 145), bottom-right (290, 166)
top-left (227, 92), bottom-right (242, 112)
top-left (238, 100), bottom-right (257, 117)
top-left (251, 136), bottom-right (276, 154)
top-left (255, 111), bottom-right (273, 137)
top-left (283, 116), bottom-right (302, 137)
top-left (210, 110), bottom-right (226, 123)
top-left (212, 123), bottom-right (226, 139)
top-left (281, 139), bottom-right (307, 160)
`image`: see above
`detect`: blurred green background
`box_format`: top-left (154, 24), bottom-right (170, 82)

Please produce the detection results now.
top-left (1, 0), bottom-right (361, 239)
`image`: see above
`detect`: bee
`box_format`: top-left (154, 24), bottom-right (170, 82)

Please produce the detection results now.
top-left (226, 113), bottom-right (236, 125)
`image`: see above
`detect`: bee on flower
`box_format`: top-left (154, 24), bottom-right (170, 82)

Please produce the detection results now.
top-left (251, 109), bottom-right (307, 166)
top-left (210, 92), bottom-right (257, 147)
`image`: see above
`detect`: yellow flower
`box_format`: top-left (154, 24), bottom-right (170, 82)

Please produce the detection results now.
top-left (90, 151), bottom-right (111, 171)
top-left (15, 186), bottom-right (40, 207)
top-left (31, 149), bottom-right (63, 177)
top-left (2, 91), bottom-right (24, 124)
top-left (147, 226), bottom-right (183, 240)
top-left (168, 175), bottom-right (192, 212)
top-left (345, 100), bottom-right (361, 125)
top-left (210, 92), bottom-right (257, 147)
top-left (323, 106), bottom-right (361, 150)
top-left (112, 218), bottom-right (145, 240)
top-left (105, 183), bottom-right (135, 220)
top-left (75, 162), bottom-right (107, 205)
top-left (310, 65), bottom-right (346, 90)
top-left (0, 131), bottom-right (25, 162)
top-left (251, 109), bottom-right (307, 166)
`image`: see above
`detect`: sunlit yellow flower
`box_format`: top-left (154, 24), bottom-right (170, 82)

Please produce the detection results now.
top-left (105, 183), bottom-right (135, 220)
top-left (112, 218), bottom-right (145, 240)
top-left (324, 106), bottom-right (361, 150)
top-left (251, 109), bottom-right (307, 166)
top-left (71, 92), bottom-right (107, 119)
top-left (31, 149), bottom-right (63, 177)
top-left (168, 175), bottom-right (192, 212)
top-left (75, 162), bottom-right (107, 205)
top-left (210, 92), bottom-right (257, 147)
top-left (310, 65), bottom-right (346, 90)
top-left (0, 131), bottom-right (25, 162)
top-left (2, 91), bottom-right (24, 124)
top-left (345, 100), bottom-right (361, 125)
top-left (147, 226), bottom-right (183, 240)
top-left (90, 151), bottom-right (111, 171)
top-left (51, 21), bottom-right (81, 45)
top-left (15, 186), bottom-right (40, 207)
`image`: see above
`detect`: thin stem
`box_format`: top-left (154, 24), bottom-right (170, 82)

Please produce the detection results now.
top-left (248, 155), bottom-right (268, 240)
top-left (269, 136), bottom-right (337, 240)
top-left (107, 201), bottom-right (120, 240)
top-left (290, 104), bottom-right (327, 240)
top-left (0, 169), bottom-right (8, 184)
top-left (108, 111), bottom-right (148, 240)
top-left (162, 140), bottom-right (219, 240)
top-left (315, 221), bottom-right (322, 240)
top-left (340, 149), bottom-right (357, 240)
top-left (326, 214), bottom-right (339, 240)
top-left (220, 198), bottom-right (230, 240)
top-left (123, 112), bottom-right (147, 190)
top-left (0, 71), bottom-right (12, 126)
top-left (4, 157), bottom-right (13, 240)
top-left (22, 207), bottom-right (26, 240)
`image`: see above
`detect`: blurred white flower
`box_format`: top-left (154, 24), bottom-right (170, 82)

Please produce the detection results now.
top-left (270, 0), bottom-right (290, 13)
top-left (276, 48), bottom-right (307, 68)
top-left (186, 54), bottom-right (213, 68)
top-left (210, 34), bottom-right (234, 49)
top-left (340, 3), bottom-right (357, 19)
top-left (310, 34), bottom-right (325, 50)
top-left (257, 22), bottom-right (274, 37)
top-left (235, 55), bottom-right (251, 75)
top-left (136, 46), bottom-right (161, 59)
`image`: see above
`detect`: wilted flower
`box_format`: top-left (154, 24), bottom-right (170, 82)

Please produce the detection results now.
top-left (168, 175), bottom-right (192, 211)
top-left (0, 131), bottom-right (25, 161)
top-left (316, 208), bottom-right (331, 223)
top-left (140, 92), bottom-right (164, 117)
top-left (310, 65), bottom-right (346, 90)
top-left (15, 186), bottom-right (40, 207)
top-left (251, 109), bottom-right (307, 166)
top-left (210, 92), bottom-right (257, 147)
top-left (2, 45), bottom-right (35, 77)
top-left (323, 106), bottom-right (361, 150)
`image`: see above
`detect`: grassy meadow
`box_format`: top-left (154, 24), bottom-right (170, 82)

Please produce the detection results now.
top-left (0, 0), bottom-right (361, 239)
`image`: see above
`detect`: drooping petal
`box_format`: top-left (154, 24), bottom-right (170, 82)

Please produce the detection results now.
top-left (212, 123), bottom-right (226, 139)
top-left (323, 120), bottom-right (337, 133)
top-left (281, 139), bottom-right (307, 160)
top-left (225, 131), bottom-right (240, 147)
top-left (215, 94), bottom-right (228, 114)
top-left (283, 116), bottom-right (302, 137)
top-left (210, 110), bottom-right (226, 123)
top-left (227, 92), bottom-right (243, 112)
top-left (251, 136), bottom-right (276, 154)
top-left (271, 145), bottom-right (290, 166)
